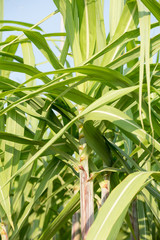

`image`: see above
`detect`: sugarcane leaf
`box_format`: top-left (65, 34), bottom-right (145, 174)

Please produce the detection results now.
top-left (0, 131), bottom-right (43, 145)
top-left (83, 22), bottom-right (159, 65)
top-left (1, 86), bottom-right (141, 186)
top-left (94, 0), bottom-right (106, 65)
top-left (38, 191), bottom-right (80, 240)
top-left (102, 0), bottom-right (138, 66)
top-left (0, 59), bottom-right (51, 83)
top-left (0, 20), bottom-right (42, 31)
top-left (54, 0), bottom-right (82, 65)
top-left (137, 0), bottom-right (151, 129)
top-left (83, 121), bottom-right (112, 166)
top-left (106, 34), bottom-right (160, 70)
top-left (84, 106), bottom-right (160, 152)
top-left (0, 26), bottom-right (38, 32)
top-left (77, 0), bottom-right (96, 60)
top-left (0, 51), bottom-right (23, 62)
top-left (24, 30), bottom-right (63, 69)
top-left (1, 35), bottom-right (19, 78)
top-left (141, 188), bottom-right (160, 226)
top-left (137, 196), bottom-right (151, 240)
top-left (140, 0), bottom-right (160, 22)
top-left (109, 0), bottom-right (124, 41)
top-left (86, 171), bottom-right (160, 240)
top-left (10, 161), bottom-right (65, 240)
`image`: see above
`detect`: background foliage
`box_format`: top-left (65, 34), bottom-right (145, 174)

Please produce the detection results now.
top-left (0, 0), bottom-right (160, 239)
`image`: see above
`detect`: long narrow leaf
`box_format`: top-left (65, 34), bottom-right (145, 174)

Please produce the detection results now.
top-left (39, 192), bottom-right (80, 240)
top-left (24, 31), bottom-right (63, 69)
top-left (86, 172), bottom-right (160, 240)
top-left (140, 0), bottom-right (160, 22)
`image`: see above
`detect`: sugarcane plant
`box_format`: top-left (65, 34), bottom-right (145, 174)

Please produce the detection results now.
top-left (0, 0), bottom-right (160, 239)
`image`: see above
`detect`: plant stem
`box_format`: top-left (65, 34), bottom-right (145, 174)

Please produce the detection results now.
top-left (71, 210), bottom-right (81, 240)
top-left (78, 110), bottom-right (94, 239)
top-left (80, 160), bottom-right (94, 239)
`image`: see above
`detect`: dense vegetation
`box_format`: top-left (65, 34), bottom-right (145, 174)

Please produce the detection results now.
top-left (0, 0), bottom-right (160, 239)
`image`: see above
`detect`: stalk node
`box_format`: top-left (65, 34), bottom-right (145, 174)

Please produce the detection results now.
top-left (80, 155), bottom-right (85, 161)
top-left (79, 165), bottom-right (85, 171)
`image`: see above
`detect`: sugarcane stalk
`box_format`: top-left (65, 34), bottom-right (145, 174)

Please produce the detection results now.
top-left (78, 108), bottom-right (94, 240)
top-left (80, 159), bottom-right (94, 239)
top-left (71, 210), bottom-right (81, 240)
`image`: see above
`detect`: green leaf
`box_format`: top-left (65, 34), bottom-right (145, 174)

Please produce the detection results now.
top-left (137, 0), bottom-right (151, 129)
top-left (86, 171), bottom-right (160, 240)
top-left (83, 22), bottom-right (159, 65)
top-left (53, 0), bottom-right (82, 65)
top-left (1, 35), bottom-right (19, 78)
top-left (83, 121), bottom-right (112, 166)
top-left (140, 0), bottom-right (160, 22)
top-left (141, 188), bottom-right (160, 226)
top-left (0, 20), bottom-right (42, 31)
top-left (21, 40), bottom-right (37, 130)
top-left (24, 31), bottom-right (63, 69)
top-left (0, 59), bottom-right (51, 83)
top-left (60, 37), bottom-right (69, 65)
top-left (77, 0), bottom-right (96, 60)
top-left (102, 0), bottom-right (138, 66)
top-left (1, 87), bottom-right (140, 186)
top-left (52, 65), bottom-right (133, 87)
top-left (137, 195), bottom-right (153, 240)
top-left (0, 131), bottom-right (43, 145)
top-left (109, 0), bottom-right (124, 41)
top-left (0, 26), bottom-right (40, 32)
top-left (4, 106), bottom-right (25, 176)
top-left (21, 41), bottom-right (35, 75)
top-left (11, 102), bottom-right (50, 221)
top-left (0, 51), bottom-right (23, 62)
top-left (106, 34), bottom-right (160, 70)
top-left (84, 105), bottom-right (160, 152)
top-left (11, 161), bottom-right (65, 240)
top-left (0, 76), bottom-right (86, 116)
top-left (94, 0), bottom-right (106, 65)
top-left (39, 191), bottom-right (80, 240)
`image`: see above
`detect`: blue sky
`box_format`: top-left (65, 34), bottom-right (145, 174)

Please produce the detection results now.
top-left (3, 0), bottom-right (61, 81)
top-left (3, 1), bottom-right (106, 81)
top-left (3, 0), bottom-right (159, 50)
top-left (4, 0), bottom-right (58, 32)
top-left (3, 0), bottom-right (160, 82)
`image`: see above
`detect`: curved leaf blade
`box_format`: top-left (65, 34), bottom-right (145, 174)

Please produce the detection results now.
top-left (39, 192), bottom-right (80, 240)
top-left (0, 59), bottom-right (51, 83)
top-left (86, 171), bottom-right (160, 240)
top-left (140, 0), bottom-right (160, 22)
top-left (84, 106), bottom-right (160, 152)
top-left (24, 30), bottom-right (63, 69)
